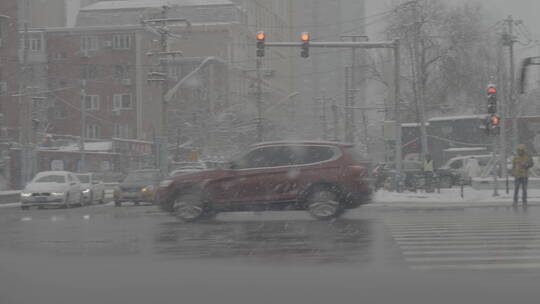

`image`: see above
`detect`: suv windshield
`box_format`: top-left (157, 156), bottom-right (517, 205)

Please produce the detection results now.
top-left (34, 175), bottom-right (66, 183)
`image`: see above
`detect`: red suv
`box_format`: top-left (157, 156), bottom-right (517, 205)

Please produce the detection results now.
top-left (157, 141), bottom-right (372, 221)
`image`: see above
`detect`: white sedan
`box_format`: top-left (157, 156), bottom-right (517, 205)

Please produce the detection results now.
top-left (20, 171), bottom-right (82, 209)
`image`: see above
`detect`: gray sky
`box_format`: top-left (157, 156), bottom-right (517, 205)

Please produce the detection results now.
top-left (366, 0), bottom-right (540, 58)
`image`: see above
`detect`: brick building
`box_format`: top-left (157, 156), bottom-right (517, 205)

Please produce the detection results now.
top-left (44, 26), bottom-right (161, 141)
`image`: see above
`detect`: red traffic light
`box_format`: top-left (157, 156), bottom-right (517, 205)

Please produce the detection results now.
top-left (300, 32), bottom-right (310, 42)
top-left (490, 115), bottom-right (500, 125)
top-left (256, 31), bottom-right (265, 41)
top-left (487, 87), bottom-right (497, 94)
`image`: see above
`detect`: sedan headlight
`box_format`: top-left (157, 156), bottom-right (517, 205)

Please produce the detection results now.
top-left (142, 186), bottom-right (154, 193)
top-left (82, 189), bottom-right (91, 194)
top-left (20, 192), bottom-right (32, 198)
top-left (51, 192), bottom-right (65, 197)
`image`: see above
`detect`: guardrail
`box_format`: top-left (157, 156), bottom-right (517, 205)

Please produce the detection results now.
top-left (0, 191), bottom-right (20, 205)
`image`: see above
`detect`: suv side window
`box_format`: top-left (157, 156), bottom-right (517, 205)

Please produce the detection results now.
top-left (290, 145), bottom-right (336, 165)
top-left (234, 147), bottom-right (278, 169)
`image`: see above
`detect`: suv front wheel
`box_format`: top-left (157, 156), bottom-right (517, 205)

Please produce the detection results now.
top-left (305, 187), bottom-right (343, 220)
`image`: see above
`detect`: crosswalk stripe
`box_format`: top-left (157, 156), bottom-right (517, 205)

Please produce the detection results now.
top-left (393, 231), bottom-right (540, 237)
top-left (387, 223), bottom-right (539, 229)
top-left (394, 235), bottom-right (540, 241)
top-left (403, 249), bottom-right (540, 256)
top-left (400, 244), bottom-right (540, 250)
top-left (385, 215), bottom-right (540, 271)
top-left (407, 255), bottom-right (540, 263)
top-left (411, 263), bottom-right (540, 271)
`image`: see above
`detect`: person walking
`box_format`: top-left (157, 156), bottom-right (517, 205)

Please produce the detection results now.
top-left (512, 144), bottom-right (534, 206)
top-left (423, 154), bottom-right (435, 193)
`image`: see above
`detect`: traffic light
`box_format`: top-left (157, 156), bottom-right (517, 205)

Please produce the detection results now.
top-left (484, 114), bottom-right (501, 135)
top-left (487, 84), bottom-right (497, 114)
top-left (300, 32), bottom-right (310, 58)
top-left (256, 31), bottom-right (265, 57)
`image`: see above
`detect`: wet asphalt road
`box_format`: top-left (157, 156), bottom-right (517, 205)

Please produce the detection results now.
top-left (2, 202), bottom-right (540, 303)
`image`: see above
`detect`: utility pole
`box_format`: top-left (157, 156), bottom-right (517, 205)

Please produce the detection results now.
top-left (393, 39), bottom-right (402, 192)
top-left (331, 98), bottom-right (339, 141)
top-left (312, 0), bottom-right (322, 139)
top-left (143, 8), bottom-right (190, 174)
top-left (159, 8), bottom-right (169, 174)
top-left (496, 44), bottom-right (509, 193)
top-left (19, 22), bottom-right (33, 184)
top-left (503, 16), bottom-right (518, 151)
top-left (411, 2), bottom-right (429, 161)
top-left (256, 56), bottom-right (263, 142)
top-left (79, 80), bottom-right (86, 173)
top-left (319, 94), bottom-right (328, 140)
top-left (342, 34), bottom-right (369, 145)
top-left (344, 66), bottom-right (351, 142)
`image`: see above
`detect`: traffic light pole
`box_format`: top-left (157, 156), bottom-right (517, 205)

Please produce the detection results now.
top-left (256, 57), bottom-right (263, 142)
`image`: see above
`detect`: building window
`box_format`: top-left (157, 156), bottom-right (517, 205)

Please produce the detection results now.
top-left (113, 94), bottom-right (132, 110)
top-left (80, 64), bottom-right (98, 80)
top-left (80, 35), bottom-right (98, 51)
top-left (51, 51), bottom-right (66, 60)
top-left (85, 124), bottom-right (100, 139)
top-left (112, 34), bottom-right (131, 50)
top-left (28, 37), bottom-right (43, 52)
top-left (113, 65), bottom-right (131, 79)
top-left (114, 124), bottom-right (131, 138)
top-left (82, 95), bottom-right (100, 110)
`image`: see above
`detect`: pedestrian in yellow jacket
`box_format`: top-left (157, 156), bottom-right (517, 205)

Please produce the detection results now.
top-left (512, 144), bottom-right (533, 206)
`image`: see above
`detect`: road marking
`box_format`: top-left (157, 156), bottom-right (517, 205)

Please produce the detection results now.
top-left (83, 215), bottom-right (91, 220)
top-left (21, 217), bottom-right (32, 221)
top-left (411, 263), bottom-right (540, 271)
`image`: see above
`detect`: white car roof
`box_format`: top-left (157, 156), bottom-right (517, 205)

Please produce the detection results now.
top-left (34, 171), bottom-right (70, 177)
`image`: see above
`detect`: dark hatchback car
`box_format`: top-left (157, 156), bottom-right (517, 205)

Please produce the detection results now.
top-left (114, 169), bottom-right (162, 206)
top-left (157, 141), bottom-right (372, 222)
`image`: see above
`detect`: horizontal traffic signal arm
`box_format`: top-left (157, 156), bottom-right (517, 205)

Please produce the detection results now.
top-left (263, 41), bottom-right (397, 49)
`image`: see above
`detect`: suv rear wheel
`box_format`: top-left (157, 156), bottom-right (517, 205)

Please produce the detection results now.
top-left (172, 192), bottom-right (213, 222)
top-left (305, 187), bottom-right (342, 220)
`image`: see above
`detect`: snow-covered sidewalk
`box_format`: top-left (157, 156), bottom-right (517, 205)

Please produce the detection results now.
top-left (370, 187), bottom-right (539, 209)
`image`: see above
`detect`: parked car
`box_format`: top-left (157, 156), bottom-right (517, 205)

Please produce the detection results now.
top-left (20, 171), bottom-right (82, 209)
top-left (76, 173), bottom-right (105, 205)
top-left (436, 154), bottom-right (494, 187)
top-left (114, 169), bottom-right (162, 206)
top-left (157, 141), bottom-right (373, 222)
